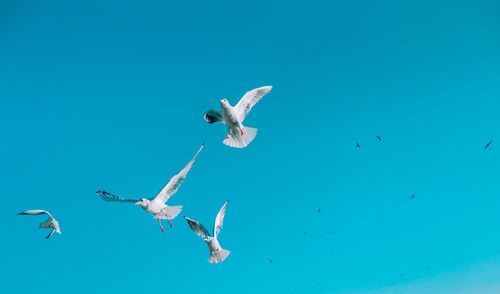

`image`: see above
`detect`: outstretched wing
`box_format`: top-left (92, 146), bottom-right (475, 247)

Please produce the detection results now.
top-left (234, 86), bottom-right (272, 121)
top-left (203, 110), bottom-right (224, 124)
top-left (18, 210), bottom-right (53, 220)
top-left (185, 217), bottom-right (210, 238)
top-left (46, 229), bottom-right (56, 239)
top-left (214, 201), bottom-right (229, 238)
top-left (96, 190), bottom-right (139, 203)
top-left (152, 143), bottom-right (204, 203)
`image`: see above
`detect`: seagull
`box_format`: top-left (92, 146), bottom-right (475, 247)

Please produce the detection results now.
top-left (185, 201), bottom-right (230, 263)
top-left (484, 140), bottom-right (492, 150)
top-left (97, 143), bottom-right (204, 232)
top-left (376, 136), bottom-right (382, 141)
top-left (203, 86), bottom-right (272, 148)
top-left (356, 142), bottom-right (360, 148)
top-left (18, 210), bottom-right (61, 239)
top-left (410, 194), bottom-right (415, 199)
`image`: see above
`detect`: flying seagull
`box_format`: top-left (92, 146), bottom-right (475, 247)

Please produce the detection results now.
top-left (356, 142), bottom-right (360, 148)
top-left (484, 140), bottom-right (492, 150)
top-left (376, 136), bottom-right (382, 141)
top-left (410, 194), bottom-right (415, 200)
top-left (97, 143), bottom-right (204, 232)
top-left (185, 201), bottom-right (230, 263)
top-left (203, 86), bottom-right (272, 148)
top-left (18, 210), bottom-right (61, 239)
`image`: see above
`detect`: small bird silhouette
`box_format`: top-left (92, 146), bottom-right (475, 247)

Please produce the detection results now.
top-left (269, 258), bottom-right (272, 263)
top-left (376, 136), bottom-right (382, 141)
top-left (484, 140), bottom-right (492, 150)
top-left (356, 142), bottom-right (360, 148)
top-left (410, 194), bottom-right (415, 199)
top-left (318, 208), bottom-right (321, 213)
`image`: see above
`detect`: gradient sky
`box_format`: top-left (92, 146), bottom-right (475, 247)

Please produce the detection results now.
top-left (2, 0), bottom-right (500, 293)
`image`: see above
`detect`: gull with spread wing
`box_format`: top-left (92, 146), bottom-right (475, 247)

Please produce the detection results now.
top-left (185, 201), bottom-right (230, 263)
top-left (96, 143), bottom-right (204, 232)
top-left (203, 86), bottom-right (272, 148)
top-left (18, 210), bottom-right (61, 239)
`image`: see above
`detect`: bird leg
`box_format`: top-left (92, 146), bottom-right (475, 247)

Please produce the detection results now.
top-left (157, 218), bottom-right (164, 232)
top-left (225, 133), bottom-right (231, 140)
top-left (240, 129), bottom-right (244, 136)
top-left (165, 213), bottom-right (173, 228)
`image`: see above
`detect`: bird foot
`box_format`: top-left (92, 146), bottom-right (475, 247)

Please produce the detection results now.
top-left (158, 218), bottom-right (164, 232)
top-left (225, 133), bottom-right (231, 140)
top-left (165, 213), bottom-right (173, 228)
top-left (240, 129), bottom-right (244, 136)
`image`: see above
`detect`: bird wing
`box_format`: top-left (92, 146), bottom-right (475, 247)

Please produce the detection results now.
top-left (203, 110), bottom-right (224, 124)
top-left (152, 143), bottom-right (204, 203)
top-left (213, 201), bottom-right (229, 238)
top-left (46, 229), bottom-right (56, 239)
top-left (185, 217), bottom-right (210, 238)
top-left (96, 190), bottom-right (139, 203)
top-left (234, 86), bottom-right (272, 121)
top-left (18, 210), bottom-right (53, 220)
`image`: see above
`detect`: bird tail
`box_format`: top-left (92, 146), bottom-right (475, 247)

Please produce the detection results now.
top-left (208, 249), bottom-right (231, 264)
top-left (158, 205), bottom-right (183, 220)
top-left (223, 127), bottom-right (257, 148)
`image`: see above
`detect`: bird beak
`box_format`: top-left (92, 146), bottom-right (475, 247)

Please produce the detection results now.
top-left (134, 201), bottom-right (140, 205)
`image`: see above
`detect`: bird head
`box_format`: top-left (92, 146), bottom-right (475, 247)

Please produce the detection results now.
top-left (219, 98), bottom-right (229, 107)
top-left (134, 198), bottom-right (149, 208)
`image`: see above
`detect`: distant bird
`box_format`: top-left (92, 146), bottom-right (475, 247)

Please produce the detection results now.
top-left (203, 86), bottom-right (272, 148)
top-left (97, 143), bottom-right (204, 232)
top-left (410, 194), bottom-right (415, 200)
top-left (185, 201), bottom-right (230, 263)
top-left (269, 258), bottom-right (272, 263)
top-left (318, 208), bottom-right (321, 213)
top-left (484, 140), bottom-right (493, 150)
top-left (376, 136), bottom-right (382, 141)
top-left (356, 142), bottom-right (360, 148)
top-left (18, 210), bottom-right (61, 239)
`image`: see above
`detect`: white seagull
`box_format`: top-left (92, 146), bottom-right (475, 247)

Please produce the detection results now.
top-left (203, 86), bottom-right (272, 148)
top-left (185, 201), bottom-right (230, 263)
top-left (97, 143), bottom-right (204, 232)
top-left (18, 210), bottom-right (61, 239)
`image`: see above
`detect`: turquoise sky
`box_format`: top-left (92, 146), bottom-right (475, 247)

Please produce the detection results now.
top-left (2, 0), bottom-right (500, 293)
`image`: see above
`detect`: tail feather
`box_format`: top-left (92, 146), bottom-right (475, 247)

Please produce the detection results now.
top-left (157, 205), bottom-right (183, 219)
top-left (223, 127), bottom-right (257, 148)
top-left (208, 249), bottom-right (230, 264)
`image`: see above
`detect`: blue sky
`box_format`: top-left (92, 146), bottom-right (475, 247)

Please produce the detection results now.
top-left (2, 0), bottom-right (500, 293)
